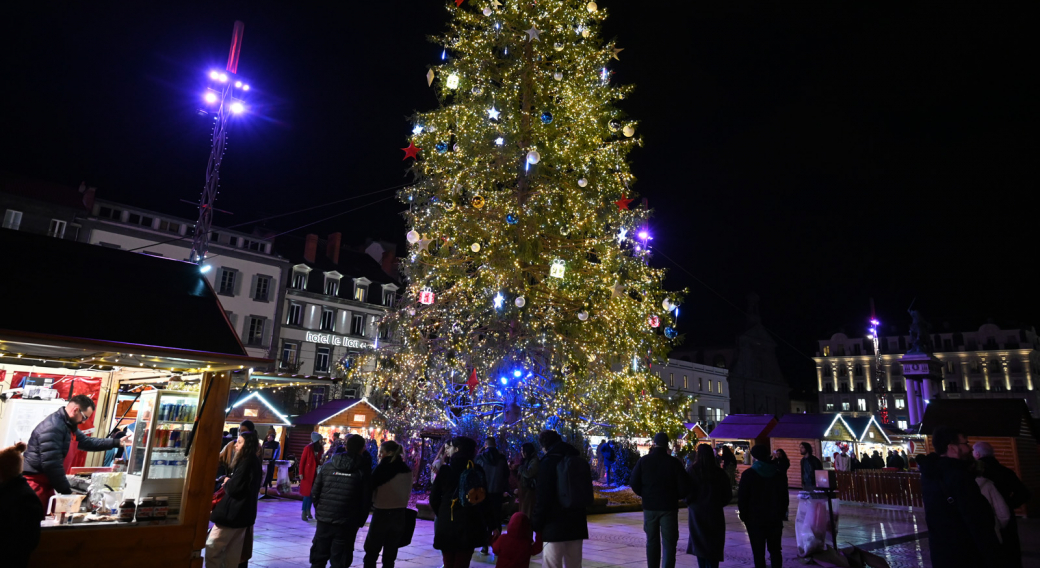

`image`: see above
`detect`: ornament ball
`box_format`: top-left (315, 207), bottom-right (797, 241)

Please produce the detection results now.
top-left (623, 125), bottom-right (635, 137)
top-left (554, 42), bottom-right (564, 51)
top-left (436, 142), bottom-right (448, 153)
top-left (471, 242), bottom-right (481, 252)
top-left (526, 150), bottom-right (541, 164)
top-left (483, 7), bottom-right (492, 16)
top-left (553, 72), bottom-right (563, 81)
top-left (541, 111), bottom-right (553, 124)
top-left (578, 178), bottom-right (588, 187)
top-left (515, 296), bottom-right (526, 308)
top-left (577, 311), bottom-right (589, 321)
top-left (406, 230), bottom-right (420, 244)
top-left (506, 214), bottom-right (518, 224)
top-left (587, 2), bottom-right (598, 12)
top-left (664, 326), bottom-right (678, 339)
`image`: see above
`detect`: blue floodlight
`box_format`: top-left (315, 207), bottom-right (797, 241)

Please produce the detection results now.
top-left (513, 369), bottom-right (522, 378)
top-left (500, 376), bottom-right (508, 385)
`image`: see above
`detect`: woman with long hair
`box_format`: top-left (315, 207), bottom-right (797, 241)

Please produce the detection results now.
top-left (364, 440), bottom-right (413, 568)
top-left (773, 448), bottom-right (790, 473)
top-left (207, 431), bottom-right (263, 568)
top-left (685, 444), bottom-right (732, 568)
top-left (720, 446), bottom-right (738, 488)
top-left (430, 436), bottom-right (492, 568)
top-left (515, 442), bottom-right (539, 518)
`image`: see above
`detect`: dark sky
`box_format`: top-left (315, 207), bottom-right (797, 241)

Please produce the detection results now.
top-left (6, 2), bottom-right (1035, 390)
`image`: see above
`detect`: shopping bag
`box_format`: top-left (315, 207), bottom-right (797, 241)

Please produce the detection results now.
top-left (795, 492), bottom-right (829, 557)
top-left (398, 508), bottom-right (418, 547)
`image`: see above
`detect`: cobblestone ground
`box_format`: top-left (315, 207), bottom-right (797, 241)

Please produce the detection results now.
top-left (246, 493), bottom-right (1040, 567)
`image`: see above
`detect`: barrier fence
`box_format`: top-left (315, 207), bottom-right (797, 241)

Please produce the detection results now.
top-left (835, 470), bottom-right (923, 507)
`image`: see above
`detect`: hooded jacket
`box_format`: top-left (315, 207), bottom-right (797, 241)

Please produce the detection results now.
top-left (532, 442), bottom-right (589, 542)
top-left (23, 408), bottom-right (120, 494)
top-left (918, 453), bottom-right (1001, 567)
top-left (631, 446), bottom-right (690, 511)
top-left (491, 512), bottom-right (543, 568)
top-left (312, 451), bottom-right (372, 526)
top-left (372, 456), bottom-right (412, 509)
top-left (737, 459), bottom-right (788, 526)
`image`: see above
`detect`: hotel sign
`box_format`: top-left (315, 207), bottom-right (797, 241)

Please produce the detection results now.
top-left (304, 331), bottom-right (373, 349)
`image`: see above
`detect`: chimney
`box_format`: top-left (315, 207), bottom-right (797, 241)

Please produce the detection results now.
top-left (304, 233), bottom-right (318, 263)
top-left (381, 249), bottom-right (398, 279)
top-left (77, 181), bottom-right (96, 211)
top-left (326, 232), bottom-right (342, 264)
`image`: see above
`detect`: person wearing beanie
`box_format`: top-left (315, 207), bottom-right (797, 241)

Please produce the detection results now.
top-left (631, 432), bottom-right (690, 568)
top-left (1, 442), bottom-right (45, 568)
top-left (300, 431), bottom-right (325, 521)
top-left (738, 444), bottom-right (789, 568)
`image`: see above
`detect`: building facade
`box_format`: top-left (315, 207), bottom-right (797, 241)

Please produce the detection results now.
top-left (2, 177), bottom-right (96, 241)
top-left (654, 358), bottom-right (730, 429)
top-left (276, 233), bottom-right (399, 400)
top-left (815, 323), bottom-right (1040, 428)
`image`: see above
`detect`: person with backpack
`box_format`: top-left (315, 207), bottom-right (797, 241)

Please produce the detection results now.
top-left (533, 429), bottom-right (592, 568)
top-left (631, 432), bottom-right (690, 568)
top-left (430, 436), bottom-right (493, 568)
top-left (475, 436), bottom-right (510, 557)
top-left (515, 442), bottom-right (539, 518)
top-left (738, 445), bottom-right (788, 568)
top-left (309, 435), bottom-right (372, 568)
top-left (363, 440), bottom-right (413, 568)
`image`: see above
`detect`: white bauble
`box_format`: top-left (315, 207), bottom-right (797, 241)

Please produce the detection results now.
top-left (554, 42), bottom-right (564, 52)
top-left (623, 125), bottom-right (635, 137)
top-left (515, 296), bottom-right (526, 308)
top-left (577, 311), bottom-right (589, 321)
top-left (483, 7), bottom-right (492, 16)
top-left (587, 2), bottom-right (598, 13)
top-left (406, 230), bottom-right (420, 244)
top-left (471, 243), bottom-right (481, 253)
top-left (663, 298), bottom-right (675, 312)
top-left (553, 72), bottom-right (563, 81)
top-left (578, 178), bottom-right (588, 187)
top-left (526, 150), bottom-right (541, 164)
top-left (581, 29), bottom-right (591, 38)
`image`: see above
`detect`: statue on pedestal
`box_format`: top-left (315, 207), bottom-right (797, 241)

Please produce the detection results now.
top-left (906, 307), bottom-right (933, 355)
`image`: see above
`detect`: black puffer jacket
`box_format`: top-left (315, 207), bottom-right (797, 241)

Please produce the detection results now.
top-left (532, 442), bottom-right (589, 543)
top-left (23, 408), bottom-right (119, 494)
top-left (211, 452), bottom-right (263, 528)
top-left (631, 447), bottom-right (690, 511)
top-left (918, 453), bottom-right (1000, 568)
top-left (312, 451), bottom-right (372, 527)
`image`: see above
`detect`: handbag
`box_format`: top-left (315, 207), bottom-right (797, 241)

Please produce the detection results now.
top-left (398, 508), bottom-right (418, 547)
top-left (211, 487), bottom-right (226, 512)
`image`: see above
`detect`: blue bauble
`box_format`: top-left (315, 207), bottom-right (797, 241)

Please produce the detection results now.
top-left (541, 111), bottom-right (553, 124)
top-left (435, 142), bottom-right (449, 153)
top-left (506, 214), bottom-right (519, 225)
top-left (664, 326), bottom-right (678, 339)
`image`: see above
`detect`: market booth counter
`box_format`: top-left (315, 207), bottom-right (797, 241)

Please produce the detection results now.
top-left (287, 398), bottom-right (389, 459)
top-left (768, 413), bottom-right (856, 488)
top-left (0, 229), bottom-right (271, 568)
top-left (922, 399), bottom-right (1040, 517)
top-left (702, 414), bottom-right (778, 483)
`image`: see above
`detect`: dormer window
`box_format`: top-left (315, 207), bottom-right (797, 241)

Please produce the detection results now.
top-left (324, 271), bottom-right (342, 296)
top-left (291, 264), bottom-right (312, 290)
top-left (381, 283), bottom-right (399, 307)
top-left (352, 277), bottom-right (372, 303)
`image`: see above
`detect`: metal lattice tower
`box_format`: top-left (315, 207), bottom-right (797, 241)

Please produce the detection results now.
top-left (190, 21), bottom-right (246, 264)
top-left (869, 299), bottom-right (889, 424)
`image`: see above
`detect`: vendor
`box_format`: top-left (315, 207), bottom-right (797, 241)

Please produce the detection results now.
top-left (22, 395), bottom-right (131, 506)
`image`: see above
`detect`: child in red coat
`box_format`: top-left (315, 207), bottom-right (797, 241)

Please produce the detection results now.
top-left (490, 511), bottom-right (543, 568)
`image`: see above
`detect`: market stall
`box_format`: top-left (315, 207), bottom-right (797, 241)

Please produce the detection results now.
top-left (683, 422), bottom-right (711, 448)
top-left (286, 397), bottom-right (389, 461)
top-left (769, 413), bottom-right (856, 488)
top-left (922, 399), bottom-right (1040, 516)
top-left (842, 414), bottom-right (902, 466)
top-left (0, 229), bottom-right (270, 567)
top-left (700, 414), bottom-right (778, 480)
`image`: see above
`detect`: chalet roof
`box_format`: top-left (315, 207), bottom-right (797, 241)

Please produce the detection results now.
top-left (293, 398), bottom-right (383, 425)
top-left (921, 399), bottom-right (1037, 440)
top-left (706, 414), bottom-right (778, 440)
top-left (0, 228), bottom-right (247, 357)
top-left (769, 413), bottom-right (852, 440)
top-left (843, 414), bottom-right (892, 443)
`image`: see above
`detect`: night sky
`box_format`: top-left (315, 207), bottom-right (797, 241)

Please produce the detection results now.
top-left (6, 2), bottom-right (1035, 390)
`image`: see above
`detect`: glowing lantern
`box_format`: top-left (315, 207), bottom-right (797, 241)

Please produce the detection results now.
top-left (550, 259), bottom-right (566, 279)
top-left (648, 315), bottom-right (660, 328)
top-left (419, 287), bottom-right (435, 305)
top-left (446, 74), bottom-right (460, 89)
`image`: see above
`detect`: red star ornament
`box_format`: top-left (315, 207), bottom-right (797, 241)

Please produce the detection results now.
top-left (467, 368), bottom-right (479, 393)
top-left (401, 141), bottom-right (421, 161)
top-left (614, 196), bottom-right (635, 210)
top-left (455, 0), bottom-right (464, 6)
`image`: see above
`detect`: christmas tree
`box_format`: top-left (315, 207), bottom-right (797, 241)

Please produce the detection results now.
top-left (360, 0), bottom-right (689, 440)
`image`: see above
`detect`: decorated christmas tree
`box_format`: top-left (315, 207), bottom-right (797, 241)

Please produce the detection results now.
top-left (359, 0), bottom-right (688, 440)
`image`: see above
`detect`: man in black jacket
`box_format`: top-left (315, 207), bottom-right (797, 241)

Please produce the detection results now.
top-left (799, 442), bottom-right (822, 490)
top-left (475, 436), bottom-right (509, 556)
top-left (533, 430), bottom-right (589, 568)
top-left (310, 435), bottom-right (372, 568)
top-left (22, 394), bottom-right (127, 507)
top-left (975, 441), bottom-right (1031, 568)
top-left (631, 432), bottom-right (689, 568)
top-left (919, 426), bottom-right (1000, 568)
top-left (738, 444), bottom-right (789, 568)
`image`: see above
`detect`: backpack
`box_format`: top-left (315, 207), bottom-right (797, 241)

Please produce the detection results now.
top-left (456, 460), bottom-right (487, 507)
top-left (557, 453), bottom-right (594, 509)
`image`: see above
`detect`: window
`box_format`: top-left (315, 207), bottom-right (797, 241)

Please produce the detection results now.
top-left (159, 220), bottom-right (181, 233)
top-left (286, 303), bottom-right (302, 326)
top-left (683, 375), bottom-right (688, 389)
top-left (853, 344), bottom-right (861, 356)
top-left (838, 366), bottom-right (848, 377)
top-left (854, 364), bottom-right (863, 376)
top-left (218, 268), bottom-right (237, 296)
top-left (97, 206), bottom-right (122, 220)
top-left (823, 345), bottom-right (831, 357)
top-left (946, 361), bottom-right (956, 375)
top-left (841, 401), bottom-right (850, 411)
top-left (897, 419), bottom-right (908, 430)
top-left (354, 283), bottom-right (367, 302)
top-left (254, 275), bottom-right (272, 301)
top-left (824, 382), bottom-right (834, 393)
top-left (127, 213), bottom-right (154, 227)
top-left (708, 380), bottom-right (713, 393)
top-left (325, 277), bottom-right (340, 296)
top-left (351, 314), bottom-right (365, 336)
top-left (383, 290), bottom-right (396, 307)
top-left (857, 398), bottom-right (867, 411)
top-left (718, 382), bottom-right (723, 395)
top-left (48, 219), bottom-right (66, 238)
top-left (2, 210), bottom-right (22, 230)
top-left (837, 344), bottom-right (846, 356)
top-left (310, 389), bottom-right (326, 409)
top-left (281, 342), bottom-right (298, 367)
top-left (823, 365), bottom-right (832, 377)
top-left (699, 406), bottom-right (706, 421)
top-left (698, 376), bottom-right (703, 390)
top-left (894, 398), bottom-right (906, 409)
top-left (825, 403), bottom-right (835, 411)
top-left (292, 269), bottom-right (308, 289)
top-left (378, 318), bottom-right (390, 340)
top-left (245, 317), bottom-right (265, 346)
top-left (943, 339), bottom-right (953, 351)
top-left (320, 309), bottom-right (336, 331)
top-left (243, 238), bottom-right (266, 252)
top-left (669, 373), bottom-right (674, 388)
top-left (855, 382), bottom-right (865, 393)
top-left (315, 347), bottom-right (331, 373)
top-left (972, 380), bottom-right (984, 392)
top-left (992, 381), bottom-right (1005, 393)
top-left (947, 381), bottom-right (960, 393)
top-left (839, 382), bottom-right (849, 393)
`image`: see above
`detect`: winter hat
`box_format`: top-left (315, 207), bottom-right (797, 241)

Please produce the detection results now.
top-left (750, 444), bottom-right (771, 462)
top-left (0, 442), bottom-right (27, 483)
top-left (653, 432), bottom-right (669, 446)
top-left (311, 432), bottom-right (323, 444)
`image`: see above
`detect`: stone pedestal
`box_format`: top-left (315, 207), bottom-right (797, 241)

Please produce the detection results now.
top-left (901, 352), bottom-right (943, 426)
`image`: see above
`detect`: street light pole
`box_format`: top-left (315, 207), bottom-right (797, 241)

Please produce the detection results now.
top-left (190, 21), bottom-right (247, 265)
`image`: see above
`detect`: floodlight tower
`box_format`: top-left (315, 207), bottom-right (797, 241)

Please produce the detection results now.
top-left (189, 21), bottom-right (250, 264)
top-left (868, 299), bottom-right (889, 424)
